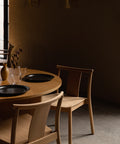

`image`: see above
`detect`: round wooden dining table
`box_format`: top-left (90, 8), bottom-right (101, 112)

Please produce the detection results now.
top-left (0, 68), bottom-right (62, 118)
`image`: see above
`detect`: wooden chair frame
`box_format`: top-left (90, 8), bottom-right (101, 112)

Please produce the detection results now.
top-left (0, 91), bottom-right (64, 144)
top-left (51, 65), bottom-right (95, 144)
top-left (0, 49), bottom-right (9, 65)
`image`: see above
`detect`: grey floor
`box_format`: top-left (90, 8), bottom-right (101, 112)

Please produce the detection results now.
top-left (47, 100), bottom-right (120, 144)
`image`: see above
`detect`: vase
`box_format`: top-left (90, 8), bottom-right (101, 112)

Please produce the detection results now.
top-left (1, 63), bottom-right (9, 81)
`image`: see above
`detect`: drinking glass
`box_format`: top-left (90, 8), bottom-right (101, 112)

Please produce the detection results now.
top-left (8, 67), bottom-right (21, 85)
top-left (8, 68), bottom-right (15, 85)
top-left (14, 66), bottom-right (21, 84)
top-left (20, 67), bottom-right (27, 79)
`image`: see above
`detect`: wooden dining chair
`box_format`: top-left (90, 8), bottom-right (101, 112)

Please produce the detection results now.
top-left (0, 44), bottom-right (14, 66)
top-left (0, 91), bottom-right (64, 144)
top-left (42, 65), bottom-right (95, 144)
top-left (0, 49), bottom-right (9, 65)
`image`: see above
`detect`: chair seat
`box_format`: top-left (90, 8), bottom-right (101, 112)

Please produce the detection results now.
top-left (42, 93), bottom-right (87, 110)
top-left (0, 114), bottom-right (52, 144)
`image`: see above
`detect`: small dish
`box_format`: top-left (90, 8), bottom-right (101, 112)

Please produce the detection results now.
top-left (0, 85), bottom-right (30, 97)
top-left (22, 74), bottom-right (54, 82)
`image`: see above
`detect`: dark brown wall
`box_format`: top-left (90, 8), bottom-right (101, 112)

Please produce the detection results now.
top-left (9, 0), bottom-right (120, 103)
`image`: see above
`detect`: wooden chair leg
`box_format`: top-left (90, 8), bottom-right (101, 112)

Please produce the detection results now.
top-left (68, 110), bottom-right (72, 144)
top-left (88, 102), bottom-right (95, 134)
top-left (56, 132), bottom-right (61, 144)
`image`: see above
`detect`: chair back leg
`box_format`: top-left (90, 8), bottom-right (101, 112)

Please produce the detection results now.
top-left (68, 110), bottom-right (72, 144)
top-left (88, 101), bottom-right (95, 134)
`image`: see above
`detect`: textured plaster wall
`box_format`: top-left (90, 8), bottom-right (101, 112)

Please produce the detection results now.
top-left (9, 0), bottom-right (120, 103)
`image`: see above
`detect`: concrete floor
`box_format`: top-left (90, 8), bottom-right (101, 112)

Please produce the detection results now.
top-left (47, 100), bottom-right (120, 144)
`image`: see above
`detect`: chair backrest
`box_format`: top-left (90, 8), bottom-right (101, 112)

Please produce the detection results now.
top-left (0, 49), bottom-right (9, 55)
top-left (57, 65), bottom-right (94, 99)
top-left (11, 91), bottom-right (64, 144)
top-left (0, 49), bottom-right (9, 65)
top-left (0, 44), bottom-right (14, 66)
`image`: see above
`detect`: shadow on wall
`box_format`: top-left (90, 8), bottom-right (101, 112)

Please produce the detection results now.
top-left (9, 0), bottom-right (120, 104)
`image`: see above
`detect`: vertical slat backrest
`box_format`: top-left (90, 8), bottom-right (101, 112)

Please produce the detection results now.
top-left (66, 71), bottom-right (82, 97)
top-left (57, 65), bottom-right (94, 98)
top-left (28, 103), bottom-right (51, 142)
top-left (57, 65), bottom-right (82, 97)
top-left (12, 91), bottom-right (64, 144)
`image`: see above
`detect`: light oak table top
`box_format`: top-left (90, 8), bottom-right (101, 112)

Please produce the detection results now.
top-left (0, 68), bottom-right (62, 103)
